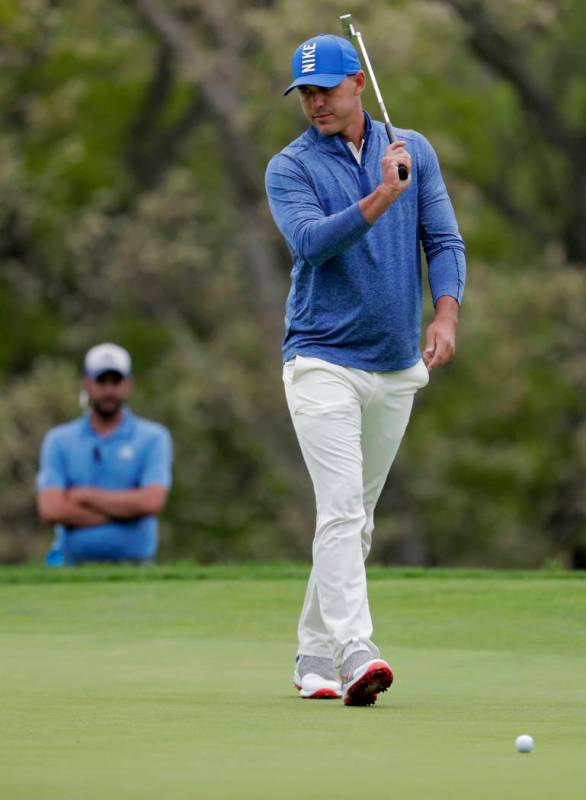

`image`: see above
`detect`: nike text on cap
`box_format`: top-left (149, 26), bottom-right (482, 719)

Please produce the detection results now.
top-left (284, 34), bottom-right (361, 96)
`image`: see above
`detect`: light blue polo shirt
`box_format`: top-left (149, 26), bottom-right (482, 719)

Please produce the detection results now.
top-left (37, 408), bottom-right (172, 565)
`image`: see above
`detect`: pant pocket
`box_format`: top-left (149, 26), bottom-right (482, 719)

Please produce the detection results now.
top-left (391, 358), bottom-right (429, 394)
top-left (414, 358), bottom-right (430, 389)
top-left (282, 358), bottom-right (297, 386)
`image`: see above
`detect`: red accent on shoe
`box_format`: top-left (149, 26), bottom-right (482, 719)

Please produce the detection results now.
top-left (303, 688), bottom-right (340, 699)
top-left (344, 661), bottom-right (393, 707)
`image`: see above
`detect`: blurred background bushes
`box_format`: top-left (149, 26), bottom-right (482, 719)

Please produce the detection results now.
top-left (0, 0), bottom-right (584, 566)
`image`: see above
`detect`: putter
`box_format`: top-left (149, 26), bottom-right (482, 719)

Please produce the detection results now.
top-left (340, 13), bottom-right (408, 180)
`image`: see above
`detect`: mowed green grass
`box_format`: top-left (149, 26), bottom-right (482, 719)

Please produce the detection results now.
top-left (0, 568), bottom-right (585, 799)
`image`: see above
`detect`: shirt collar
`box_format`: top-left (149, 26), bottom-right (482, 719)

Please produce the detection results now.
top-left (82, 406), bottom-right (135, 441)
top-left (347, 139), bottom-right (364, 165)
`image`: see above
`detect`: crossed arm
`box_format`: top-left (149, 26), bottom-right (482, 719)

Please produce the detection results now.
top-left (37, 486), bottom-right (168, 528)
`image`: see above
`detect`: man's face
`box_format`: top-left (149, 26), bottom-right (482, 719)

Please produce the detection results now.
top-left (297, 73), bottom-right (365, 136)
top-left (84, 371), bottom-right (131, 419)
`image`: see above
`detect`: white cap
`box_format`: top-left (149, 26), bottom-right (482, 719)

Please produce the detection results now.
top-left (84, 343), bottom-right (132, 379)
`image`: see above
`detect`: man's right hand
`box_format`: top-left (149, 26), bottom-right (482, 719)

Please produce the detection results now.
top-left (359, 141), bottom-right (412, 225)
top-left (380, 141), bottom-right (412, 197)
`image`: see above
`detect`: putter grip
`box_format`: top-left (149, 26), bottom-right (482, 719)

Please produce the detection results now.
top-left (385, 121), bottom-right (408, 181)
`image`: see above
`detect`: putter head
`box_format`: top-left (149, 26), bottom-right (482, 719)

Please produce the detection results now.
top-left (339, 14), bottom-right (355, 40)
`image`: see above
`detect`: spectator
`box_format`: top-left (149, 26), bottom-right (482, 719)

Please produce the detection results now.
top-left (37, 343), bottom-right (172, 566)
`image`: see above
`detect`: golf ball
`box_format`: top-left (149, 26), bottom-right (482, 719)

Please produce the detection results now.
top-left (515, 734), bottom-right (534, 753)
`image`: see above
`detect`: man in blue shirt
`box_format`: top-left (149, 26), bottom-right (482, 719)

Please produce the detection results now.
top-left (265, 34), bottom-right (466, 705)
top-left (37, 343), bottom-right (172, 566)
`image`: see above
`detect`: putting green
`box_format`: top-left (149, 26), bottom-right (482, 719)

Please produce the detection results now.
top-left (0, 568), bottom-right (584, 799)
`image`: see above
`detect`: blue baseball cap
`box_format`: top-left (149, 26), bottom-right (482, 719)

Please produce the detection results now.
top-left (284, 34), bottom-right (362, 96)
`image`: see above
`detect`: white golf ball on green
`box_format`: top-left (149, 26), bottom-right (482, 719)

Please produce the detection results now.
top-left (515, 734), bottom-right (534, 753)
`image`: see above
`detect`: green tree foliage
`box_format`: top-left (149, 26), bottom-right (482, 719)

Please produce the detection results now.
top-left (0, 0), bottom-right (584, 565)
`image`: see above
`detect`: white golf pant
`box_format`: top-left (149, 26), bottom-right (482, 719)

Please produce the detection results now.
top-left (283, 355), bottom-right (429, 667)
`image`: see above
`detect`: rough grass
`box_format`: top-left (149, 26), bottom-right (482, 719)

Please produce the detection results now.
top-left (1, 562), bottom-right (584, 584)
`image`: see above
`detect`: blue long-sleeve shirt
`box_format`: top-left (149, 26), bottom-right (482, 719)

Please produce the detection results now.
top-left (265, 112), bottom-right (466, 371)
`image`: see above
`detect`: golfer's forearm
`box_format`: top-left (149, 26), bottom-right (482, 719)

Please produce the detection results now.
top-left (294, 204), bottom-right (370, 266)
top-left (434, 295), bottom-right (459, 322)
top-left (295, 188), bottom-right (398, 260)
top-left (359, 185), bottom-right (400, 225)
top-left (266, 161), bottom-right (370, 266)
top-left (80, 487), bottom-right (167, 518)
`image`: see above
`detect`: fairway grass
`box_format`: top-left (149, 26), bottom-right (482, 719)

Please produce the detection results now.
top-left (0, 568), bottom-right (585, 799)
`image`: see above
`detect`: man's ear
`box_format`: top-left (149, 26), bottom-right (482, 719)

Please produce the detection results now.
top-left (354, 70), bottom-right (366, 95)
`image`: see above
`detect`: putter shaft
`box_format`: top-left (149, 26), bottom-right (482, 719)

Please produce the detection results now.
top-left (340, 13), bottom-right (407, 178)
